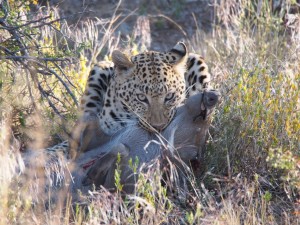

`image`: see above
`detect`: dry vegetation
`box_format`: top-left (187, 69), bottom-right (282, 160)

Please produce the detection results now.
top-left (0, 0), bottom-right (299, 224)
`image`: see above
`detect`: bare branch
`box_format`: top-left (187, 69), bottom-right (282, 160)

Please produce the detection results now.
top-left (34, 61), bottom-right (78, 106)
top-left (37, 82), bottom-right (64, 118)
top-left (0, 2), bottom-right (79, 116)
top-left (0, 55), bottom-right (71, 62)
top-left (0, 0), bottom-right (9, 22)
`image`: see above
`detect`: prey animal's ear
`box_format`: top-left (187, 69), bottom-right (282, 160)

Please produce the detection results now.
top-left (112, 50), bottom-right (134, 71)
top-left (199, 90), bottom-right (221, 120)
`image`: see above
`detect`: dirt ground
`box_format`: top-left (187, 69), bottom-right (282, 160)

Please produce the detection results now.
top-left (42, 0), bottom-right (214, 51)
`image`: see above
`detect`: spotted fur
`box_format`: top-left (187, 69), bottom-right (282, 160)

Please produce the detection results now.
top-left (79, 61), bottom-right (114, 117)
top-left (185, 53), bottom-right (211, 97)
top-left (82, 42), bottom-right (211, 135)
top-left (44, 140), bottom-right (70, 157)
top-left (44, 42), bottom-right (211, 156)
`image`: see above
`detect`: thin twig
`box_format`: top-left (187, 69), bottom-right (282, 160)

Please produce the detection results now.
top-left (52, 61), bottom-right (77, 89)
top-left (37, 82), bottom-right (64, 118)
top-left (0, 0), bottom-right (9, 21)
top-left (149, 14), bottom-right (188, 38)
top-left (0, 55), bottom-right (70, 62)
top-left (34, 61), bottom-right (78, 106)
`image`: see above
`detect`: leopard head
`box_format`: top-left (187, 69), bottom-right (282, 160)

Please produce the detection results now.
top-left (100, 42), bottom-right (188, 135)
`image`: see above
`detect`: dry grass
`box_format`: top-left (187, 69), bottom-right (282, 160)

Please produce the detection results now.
top-left (0, 0), bottom-right (300, 224)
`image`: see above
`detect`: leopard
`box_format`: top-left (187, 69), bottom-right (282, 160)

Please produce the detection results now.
top-left (80, 42), bottom-right (211, 135)
top-left (44, 42), bottom-right (211, 158)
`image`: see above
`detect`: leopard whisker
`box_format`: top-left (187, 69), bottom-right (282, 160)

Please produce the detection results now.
top-left (184, 83), bottom-right (197, 96)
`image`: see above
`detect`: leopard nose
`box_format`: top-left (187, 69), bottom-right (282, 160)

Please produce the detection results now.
top-left (152, 123), bottom-right (166, 132)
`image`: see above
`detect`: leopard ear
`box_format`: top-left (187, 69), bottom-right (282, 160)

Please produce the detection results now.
top-left (168, 42), bottom-right (188, 65)
top-left (168, 42), bottom-right (188, 75)
top-left (112, 50), bottom-right (134, 71)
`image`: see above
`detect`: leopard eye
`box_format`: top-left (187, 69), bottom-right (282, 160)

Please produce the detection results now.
top-left (137, 93), bottom-right (148, 103)
top-left (165, 92), bottom-right (175, 102)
